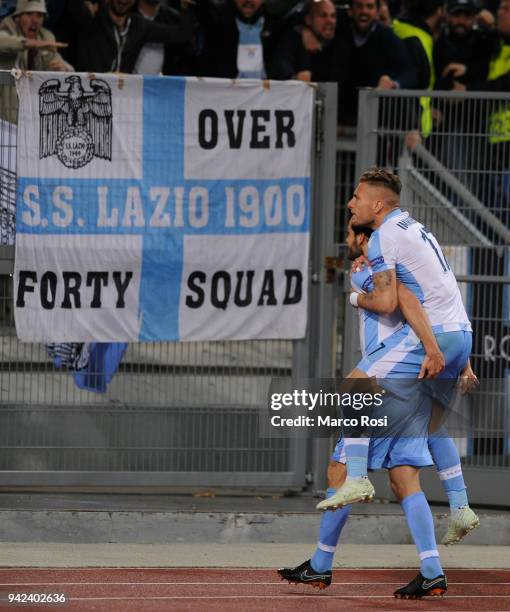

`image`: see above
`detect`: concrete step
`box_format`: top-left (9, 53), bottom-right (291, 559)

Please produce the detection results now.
top-left (0, 493), bottom-right (506, 545)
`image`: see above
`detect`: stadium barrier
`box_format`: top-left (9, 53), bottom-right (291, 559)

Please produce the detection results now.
top-left (0, 74), bottom-right (508, 504)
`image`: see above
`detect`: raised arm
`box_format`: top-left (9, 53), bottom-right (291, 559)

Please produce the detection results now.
top-left (65, 0), bottom-right (97, 28)
top-left (397, 282), bottom-right (445, 378)
top-left (143, 2), bottom-right (195, 46)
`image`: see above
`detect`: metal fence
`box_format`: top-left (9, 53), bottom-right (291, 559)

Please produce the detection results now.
top-left (0, 75), bottom-right (339, 489)
top-left (341, 89), bottom-right (510, 505)
top-left (2, 77), bottom-right (509, 503)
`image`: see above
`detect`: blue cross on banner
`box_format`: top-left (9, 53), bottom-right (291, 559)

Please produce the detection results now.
top-left (14, 74), bottom-right (313, 342)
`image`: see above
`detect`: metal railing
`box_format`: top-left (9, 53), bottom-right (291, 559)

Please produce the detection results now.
top-left (2, 77), bottom-right (509, 502)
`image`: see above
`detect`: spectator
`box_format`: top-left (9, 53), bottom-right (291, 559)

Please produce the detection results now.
top-left (435, 0), bottom-right (494, 89)
top-left (455, 0), bottom-right (510, 227)
top-left (432, 1), bottom-right (493, 190)
top-left (335, 0), bottom-right (415, 126)
top-left (133, 0), bottom-right (196, 75)
top-left (0, 0), bottom-right (71, 71)
top-left (455, 0), bottom-right (510, 93)
top-left (197, 0), bottom-right (285, 79)
top-left (64, 0), bottom-right (195, 73)
top-left (392, 0), bottom-right (445, 136)
top-left (269, 0), bottom-right (337, 81)
top-left (393, 0), bottom-right (444, 89)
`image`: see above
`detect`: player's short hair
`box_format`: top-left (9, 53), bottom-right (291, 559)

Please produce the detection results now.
top-left (351, 222), bottom-right (373, 240)
top-left (358, 167), bottom-right (402, 196)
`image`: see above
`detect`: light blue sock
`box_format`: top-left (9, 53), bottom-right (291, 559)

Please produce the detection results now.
top-left (401, 492), bottom-right (443, 579)
top-left (344, 438), bottom-right (369, 478)
top-left (310, 488), bottom-right (351, 573)
top-left (428, 432), bottom-right (468, 511)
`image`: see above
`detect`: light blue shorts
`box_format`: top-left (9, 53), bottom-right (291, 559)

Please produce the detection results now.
top-left (331, 389), bottom-right (434, 469)
top-left (331, 435), bottom-right (433, 470)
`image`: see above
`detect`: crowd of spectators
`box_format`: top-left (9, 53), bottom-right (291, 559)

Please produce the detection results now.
top-left (0, 0), bottom-right (507, 127)
top-left (0, 0), bottom-right (508, 129)
top-left (1, 0), bottom-right (510, 227)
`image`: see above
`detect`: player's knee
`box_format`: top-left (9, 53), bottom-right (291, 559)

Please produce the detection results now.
top-left (389, 471), bottom-right (409, 501)
top-left (389, 475), bottom-right (405, 501)
top-left (389, 467), bottom-right (421, 501)
top-left (327, 460), bottom-right (346, 488)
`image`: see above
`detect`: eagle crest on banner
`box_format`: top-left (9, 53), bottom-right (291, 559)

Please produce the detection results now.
top-left (39, 75), bottom-right (112, 169)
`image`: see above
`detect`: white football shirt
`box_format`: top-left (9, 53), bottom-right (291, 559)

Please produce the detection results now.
top-left (367, 208), bottom-right (471, 333)
top-left (351, 264), bottom-right (404, 357)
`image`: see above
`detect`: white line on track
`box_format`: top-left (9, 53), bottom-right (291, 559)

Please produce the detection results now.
top-left (0, 582), bottom-right (508, 586)
top-left (0, 567), bottom-right (508, 571)
top-left (53, 595), bottom-right (510, 600)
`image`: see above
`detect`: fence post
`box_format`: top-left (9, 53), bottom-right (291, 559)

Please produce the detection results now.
top-left (300, 82), bottom-right (338, 492)
top-left (355, 88), bottom-right (379, 180)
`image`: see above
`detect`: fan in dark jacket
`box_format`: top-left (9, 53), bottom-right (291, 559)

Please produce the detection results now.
top-left (336, 0), bottom-right (416, 126)
top-left (197, 0), bottom-right (286, 79)
top-left (435, 0), bottom-right (494, 90)
top-left (269, 0), bottom-right (338, 82)
top-left (64, 0), bottom-right (195, 73)
top-left (133, 0), bottom-right (197, 75)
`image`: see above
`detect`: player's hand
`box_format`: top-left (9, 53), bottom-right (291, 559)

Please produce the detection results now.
top-left (418, 349), bottom-right (445, 379)
top-left (351, 255), bottom-right (367, 274)
top-left (458, 362), bottom-right (479, 395)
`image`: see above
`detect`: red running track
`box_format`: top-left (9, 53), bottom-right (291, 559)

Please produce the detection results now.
top-left (0, 568), bottom-right (508, 611)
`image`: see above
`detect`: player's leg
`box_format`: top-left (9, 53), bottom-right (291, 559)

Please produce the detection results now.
top-left (310, 460), bottom-right (351, 574)
top-left (278, 449), bottom-right (351, 589)
top-left (427, 331), bottom-right (479, 544)
top-left (343, 369), bottom-right (372, 478)
top-left (317, 326), bottom-right (419, 511)
top-left (428, 404), bottom-right (479, 544)
top-left (390, 465), bottom-right (448, 599)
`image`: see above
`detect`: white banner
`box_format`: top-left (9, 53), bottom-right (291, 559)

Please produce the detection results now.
top-left (14, 74), bottom-right (313, 341)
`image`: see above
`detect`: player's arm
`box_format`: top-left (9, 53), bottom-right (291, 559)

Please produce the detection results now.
top-left (397, 282), bottom-right (445, 378)
top-left (356, 269), bottom-right (398, 315)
